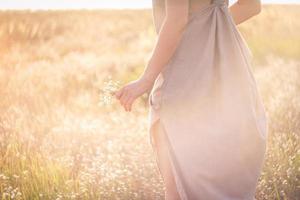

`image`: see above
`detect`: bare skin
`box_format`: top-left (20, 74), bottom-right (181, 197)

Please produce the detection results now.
top-left (114, 0), bottom-right (262, 199)
top-left (114, 0), bottom-right (261, 112)
top-left (114, 0), bottom-right (189, 112)
top-left (229, 0), bottom-right (262, 25)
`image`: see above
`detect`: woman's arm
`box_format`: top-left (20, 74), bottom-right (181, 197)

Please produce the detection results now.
top-left (114, 0), bottom-right (189, 112)
top-left (140, 0), bottom-right (189, 85)
top-left (229, 0), bottom-right (261, 25)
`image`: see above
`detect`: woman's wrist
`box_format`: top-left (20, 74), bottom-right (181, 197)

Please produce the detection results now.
top-left (140, 73), bottom-right (156, 86)
top-left (140, 59), bottom-right (159, 88)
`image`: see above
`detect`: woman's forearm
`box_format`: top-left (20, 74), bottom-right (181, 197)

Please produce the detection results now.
top-left (140, 17), bottom-right (187, 86)
top-left (229, 0), bottom-right (261, 25)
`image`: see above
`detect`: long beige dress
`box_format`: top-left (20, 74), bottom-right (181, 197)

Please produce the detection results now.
top-left (148, 0), bottom-right (268, 199)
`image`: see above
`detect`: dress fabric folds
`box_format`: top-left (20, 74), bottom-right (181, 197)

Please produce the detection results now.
top-left (148, 0), bottom-right (268, 199)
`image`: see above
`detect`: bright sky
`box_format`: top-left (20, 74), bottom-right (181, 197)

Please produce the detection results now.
top-left (0, 0), bottom-right (299, 10)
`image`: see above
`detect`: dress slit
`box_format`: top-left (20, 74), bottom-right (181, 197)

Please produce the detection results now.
top-left (149, 117), bottom-right (189, 200)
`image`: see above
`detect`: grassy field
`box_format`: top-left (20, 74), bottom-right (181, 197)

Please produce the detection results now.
top-left (0, 4), bottom-right (299, 200)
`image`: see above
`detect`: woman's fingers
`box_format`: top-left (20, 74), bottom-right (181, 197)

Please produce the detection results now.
top-left (115, 88), bottom-right (124, 99)
top-left (114, 83), bottom-right (139, 111)
top-left (114, 86), bottom-right (130, 111)
top-left (120, 91), bottom-right (130, 110)
top-left (119, 89), bottom-right (136, 112)
top-left (122, 94), bottom-right (130, 111)
top-left (125, 97), bottom-right (135, 112)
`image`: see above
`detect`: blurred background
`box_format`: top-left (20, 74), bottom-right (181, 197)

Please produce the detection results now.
top-left (0, 0), bottom-right (299, 199)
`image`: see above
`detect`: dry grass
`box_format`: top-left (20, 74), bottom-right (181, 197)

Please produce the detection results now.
top-left (0, 5), bottom-right (299, 200)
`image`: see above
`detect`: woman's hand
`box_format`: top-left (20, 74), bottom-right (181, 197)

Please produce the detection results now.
top-left (114, 76), bottom-right (154, 112)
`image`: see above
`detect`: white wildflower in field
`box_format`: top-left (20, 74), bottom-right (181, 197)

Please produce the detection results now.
top-left (99, 76), bottom-right (121, 107)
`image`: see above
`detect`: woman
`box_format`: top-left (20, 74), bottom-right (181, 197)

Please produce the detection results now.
top-left (114, 0), bottom-right (268, 199)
